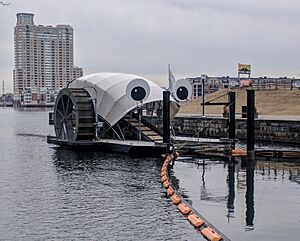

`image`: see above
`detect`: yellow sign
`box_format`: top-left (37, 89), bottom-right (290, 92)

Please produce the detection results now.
top-left (238, 64), bottom-right (251, 74)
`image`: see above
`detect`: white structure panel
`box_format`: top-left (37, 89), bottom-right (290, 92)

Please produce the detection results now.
top-left (70, 73), bottom-right (179, 126)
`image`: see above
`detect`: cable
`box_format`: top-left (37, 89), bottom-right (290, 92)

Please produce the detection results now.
top-left (174, 118), bottom-right (220, 151)
top-left (205, 91), bottom-right (229, 104)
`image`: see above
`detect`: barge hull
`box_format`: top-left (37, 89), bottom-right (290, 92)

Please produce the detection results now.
top-left (47, 136), bottom-right (166, 157)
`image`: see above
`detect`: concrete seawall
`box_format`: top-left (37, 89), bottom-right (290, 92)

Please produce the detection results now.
top-left (145, 116), bottom-right (300, 145)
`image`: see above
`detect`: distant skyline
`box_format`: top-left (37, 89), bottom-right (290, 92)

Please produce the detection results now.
top-left (1, 0), bottom-right (300, 92)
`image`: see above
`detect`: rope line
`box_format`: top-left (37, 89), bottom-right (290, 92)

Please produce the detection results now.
top-left (206, 91), bottom-right (229, 104)
top-left (174, 118), bottom-right (219, 151)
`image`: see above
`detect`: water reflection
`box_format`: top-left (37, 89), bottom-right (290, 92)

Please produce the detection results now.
top-left (199, 159), bottom-right (208, 201)
top-left (226, 156), bottom-right (255, 230)
top-left (47, 148), bottom-right (201, 241)
top-left (170, 163), bottom-right (192, 202)
top-left (230, 157), bottom-right (256, 230)
top-left (256, 161), bottom-right (300, 182)
top-left (173, 156), bottom-right (300, 241)
top-left (226, 158), bottom-right (235, 221)
top-left (245, 160), bottom-right (255, 231)
top-left (169, 168), bottom-right (180, 190)
top-left (52, 148), bottom-right (105, 171)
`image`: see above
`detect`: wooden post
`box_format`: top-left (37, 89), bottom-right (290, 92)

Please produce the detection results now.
top-left (228, 91), bottom-right (236, 149)
top-left (245, 162), bottom-right (255, 230)
top-left (163, 91), bottom-right (171, 144)
top-left (247, 89), bottom-right (255, 160)
top-left (227, 161), bottom-right (235, 218)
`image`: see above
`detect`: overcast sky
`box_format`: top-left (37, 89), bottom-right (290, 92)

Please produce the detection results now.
top-left (1, 0), bottom-right (300, 92)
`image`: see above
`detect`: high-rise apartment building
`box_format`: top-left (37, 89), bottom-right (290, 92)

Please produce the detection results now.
top-left (13, 13), bottom-right (83, 101)
top-left (73, 66), bottom-right (84, 80)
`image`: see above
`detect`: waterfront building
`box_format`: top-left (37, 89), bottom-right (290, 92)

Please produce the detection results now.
top-left (73, 66), bottom-right (83, 80)
top-left (188, 76), bottom-right (300, 98)
top-left (13, 13), bottom-right (83, 102)
top-left (187, 76), bottom-right (229, 98)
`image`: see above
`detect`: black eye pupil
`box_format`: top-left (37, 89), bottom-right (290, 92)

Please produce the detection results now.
top-left (177, 86), bottom-right (188, 100)
top-left (131, 87), bottom-right (146, 101)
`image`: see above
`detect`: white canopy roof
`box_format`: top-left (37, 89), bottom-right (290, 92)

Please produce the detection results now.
top-left (69, 73), bottom-right (179, 126)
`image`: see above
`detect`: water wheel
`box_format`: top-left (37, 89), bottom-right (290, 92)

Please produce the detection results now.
top-left (54, 88), bottom-right (95, 141)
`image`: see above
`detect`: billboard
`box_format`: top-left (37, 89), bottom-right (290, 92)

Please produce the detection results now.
top-left (238, 64), bottom-right (251, 74)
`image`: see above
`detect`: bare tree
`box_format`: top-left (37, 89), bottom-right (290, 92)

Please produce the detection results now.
top-left (0, 1), bottom-right (11, 6)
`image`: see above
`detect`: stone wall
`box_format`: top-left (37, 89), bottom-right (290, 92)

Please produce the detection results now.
top-left (145, 116), bottom-right (300, 144)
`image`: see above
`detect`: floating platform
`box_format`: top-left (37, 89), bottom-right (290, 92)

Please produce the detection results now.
top-left (47, 136), bottom-right (167, 157)
top-left (255, 149), bottom-right (300, 162)
top-left (173, 137), bottom-right (232, 157)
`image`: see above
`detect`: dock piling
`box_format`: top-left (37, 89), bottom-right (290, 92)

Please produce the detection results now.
top-left (227, 161), bottom-right (235, 219)
top-left (163, 91), bottom-right (171, 146)
top-left (246, 160), bottom-right (255, 230)
top-left (228, 91), bottom-right (236, 150)
top-left (247, 89), bottom-right (255, 160)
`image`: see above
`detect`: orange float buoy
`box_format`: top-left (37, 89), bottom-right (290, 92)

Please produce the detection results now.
top-left (166, 186), bottom-right (174, 196)
top-left (161, 170), bottom-right (167, 177)
top-left (187, 213), bottom-right (204, 228)
top-left (163, 180), bottom-right (170, 188)
top-left (232, 149), bottom-right (246, 156)
top-left (166, 155), bottom-right (173, 163)
top-left (201, 227), bottom-right (222, 241)
top-left (177, 203), bottom-right (191, 215)
top-left (161, 175), bottom-right (167, 183)
top-left (170, 194), bottom-right (181, 205)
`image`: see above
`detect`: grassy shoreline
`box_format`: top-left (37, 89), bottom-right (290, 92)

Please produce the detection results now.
top-left (180, 88), bottom-right (300, 116)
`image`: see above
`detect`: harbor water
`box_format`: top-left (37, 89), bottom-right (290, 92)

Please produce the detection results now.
top-left (171, 158), bottom-right (300, 241)
top-left (0, 108), bottom-right (299, 240)
top-left (0, 108), bottom-right (199, 241)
